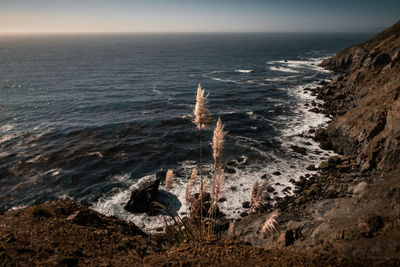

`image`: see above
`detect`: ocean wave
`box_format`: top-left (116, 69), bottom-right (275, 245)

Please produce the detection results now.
top-left (269, 66), bottom-right (300, 73)
top-left (264, 75), bottom-right (298, 82)
top-left (211, 77), bottom-right (241, 84)
top-left (0, 124), bottom-right (14, 133)
top-left (235, 69), bottom-right (253, 73)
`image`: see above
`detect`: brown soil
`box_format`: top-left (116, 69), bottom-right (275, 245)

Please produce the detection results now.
top-left (0, 200), bottom-right (390, 266)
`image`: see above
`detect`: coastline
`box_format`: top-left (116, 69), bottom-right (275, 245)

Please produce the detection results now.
top-left (1, 22), bottom-right (400, 265)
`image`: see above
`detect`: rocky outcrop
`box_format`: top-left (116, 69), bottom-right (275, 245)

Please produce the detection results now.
top-left (318, 21), bottom-right (400, 172)
top-left (124, 174), bottom-right (160, 213)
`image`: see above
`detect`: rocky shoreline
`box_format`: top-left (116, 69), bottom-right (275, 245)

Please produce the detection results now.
top-left (1, 22), bottom-right (400, 266)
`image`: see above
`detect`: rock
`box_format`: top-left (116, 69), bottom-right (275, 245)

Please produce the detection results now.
top-left (190, 193), bottom-right (223, 218)
top-left (309, 108), bottom-right (322, 113)
top-left (272, 171), bottom-right (281, 176)
top-left (306, 164), bottom-right (317, 171)
top-left (358, 214), bottom-right (383, 237)
top-left (353, 181), bottom-right (368, 195)
top-left (218, 197), bottom-right (227, 203)
top-left (240, 211), bottom-right (249, 217)
top-left (337, 163), bottom-right (351, 173)
top-left (305, 184), bottom-right (320, 196)
top-left (372, 53), bottom-right (391, 68)
top-left (277, 229), bottom-right (295, 247)
top-left (328, 156), bottom-right (341, 165)
top-left (290, 145), bottom-right (307, 155)
top-left (242, 201), bottom-right (250, 209)
top-left (224, 167), bottom-right (236, 174)
top-left (230, 186), bottom-right (237, 191)
top-left (308, 128), bottom-right (316, 134)
top-left (319, 161), bottom-right (330, 170)
top-left (124, 174), bottom-right (160, 213)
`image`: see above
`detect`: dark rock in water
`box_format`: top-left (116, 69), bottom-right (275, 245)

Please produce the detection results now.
top-left (240, 211), bottom-right (249, 217)
top-left (242, 201), bottom-right (250, 209)
top-left (230, 186), bottom-right (238, 191)
top-left (267, 186), bottom-right (275, 193)
top-left (290, 145), bottom-right (307, 155)
top-left (306, 164), bottom-right (317, 171)
top-left (224, 166), bottom-right (236, 174)
top-left (124, 174), bottom-right (160, 214)
top-left (309, 108), bottom-right (322, 113)
top-left (272, 171), bottom-right (281, 176)
top-left (358, 214), bottom-right (383, 237)
top-left (218, 197), bottom-right (227, 203)
top-left (261, 173), bottom-right (271, 179)
top-left (308, 128), bottom-right (316, 134)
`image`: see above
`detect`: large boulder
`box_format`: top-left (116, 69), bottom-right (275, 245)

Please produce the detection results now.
top-left (124, 174), bottom-right (160, 213)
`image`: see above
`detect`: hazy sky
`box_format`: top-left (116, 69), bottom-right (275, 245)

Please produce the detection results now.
top-left (1, 0), bottom-right (399, 33)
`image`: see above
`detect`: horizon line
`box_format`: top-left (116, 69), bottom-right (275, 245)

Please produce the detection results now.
top-left (0, 30), bottom-right (380, 36)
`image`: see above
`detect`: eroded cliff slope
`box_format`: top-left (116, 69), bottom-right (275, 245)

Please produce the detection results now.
top-left (319, 21), bottom-right (400, 172)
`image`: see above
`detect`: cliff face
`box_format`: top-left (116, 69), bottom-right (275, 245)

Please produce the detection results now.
top-left (318, 21), bottom-right (400, 172)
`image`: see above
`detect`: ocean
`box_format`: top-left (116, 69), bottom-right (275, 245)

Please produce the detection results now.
top-left (0, 33), bottom-right (372, 230)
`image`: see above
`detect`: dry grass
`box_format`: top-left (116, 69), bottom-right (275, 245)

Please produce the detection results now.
top-left (260, 210), bottom-right (279, 239)
top-left (194, 83), bottom-right (211, 130)
top-left (165, 169), bottom-right (174, 190)
top-left (250, 177), bottom-right (271, 213)
top-left (212, 117), bottom-right (227, 203)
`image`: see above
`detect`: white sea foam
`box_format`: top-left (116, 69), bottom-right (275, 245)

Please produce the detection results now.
top-left (264, 76), bottom-right (298, 82)
top-left (0, 124), bottom-right (14, 133)
top-left (92, 57), bottom-right (337, 232)
top-left (269, 66), bottom-right (300, 73)
top-left (211, 77), bottom-right (241, 84)
top-left (235, 69), bottom-right (253, 73)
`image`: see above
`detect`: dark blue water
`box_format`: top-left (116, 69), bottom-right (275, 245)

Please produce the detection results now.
top-left (0, 33), bottom-right (372, 224)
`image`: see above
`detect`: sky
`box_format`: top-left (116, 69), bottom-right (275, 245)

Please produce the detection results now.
top-left (0, 0), bottom-right (399, 34)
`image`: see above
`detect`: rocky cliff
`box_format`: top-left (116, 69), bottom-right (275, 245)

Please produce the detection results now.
top-left (318, 21), bottom-right (400, 172)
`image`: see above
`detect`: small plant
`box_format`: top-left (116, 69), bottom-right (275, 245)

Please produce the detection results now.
top-left (160, 83), bottom-right (228, 243)
top-left (260, 210), bottom-right (279, 239)
top-left (193, 83), bottom-right (211, 235)
top-left (0, 251), bottom-right (11, 267)
top-left (28, 205), bottom-right (41, 216)
top-left (165, 169), bottom-right (174, 190)
top-left (250, 177), bottom-right (271, 213)
top-left (228, 221), bottom-right (235, 240)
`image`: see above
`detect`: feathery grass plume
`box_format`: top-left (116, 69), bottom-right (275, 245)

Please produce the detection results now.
top-left (249, 177), bottom-right (271, 213)
top-left (185, 168), bottom-right (197, 207)
top-left (201, 177), bottom-right (210, 197)
top-left (260, 210), bottom-right (279, 239)
top-left (212, 169), bottom-right (224, 204)
top-left (194, 84), bottom-right (211, 130)
top-left (228, 221), bottom-right (235, 240)
top-left (212, 117), bottom-right (226, 166)
top-left (211, 117), bottom-right (227, 203)
top-left (193, 83), bottom-right (211, 238)
top-left (165, 169), bottom-right (174, 190)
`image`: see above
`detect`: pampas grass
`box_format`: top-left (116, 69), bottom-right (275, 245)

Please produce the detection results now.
top-left (212, 118), bottom-right (226, 203)
top-left (260, 210), bottom-right (279, 239)
top-left (212, 117), bottom-right (226, 167)
top-left (165, 169), bottom-right (174, 190)
top-left (228, 221), bottom-right (235, 240)
top-left (250, 177), bottom-right (271, 213)
top-left (193, 83), bottom-right (211, 236)
top-left (185, 168), bottom-right (197, 207)
top-left (194, 84), bottom-right (211, 130)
